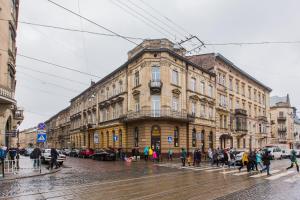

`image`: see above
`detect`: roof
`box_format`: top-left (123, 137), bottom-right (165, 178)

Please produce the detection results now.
top-left (187, 53), bottom-right (272, 92)
top-left (270, 96), bottom-right (288, 107)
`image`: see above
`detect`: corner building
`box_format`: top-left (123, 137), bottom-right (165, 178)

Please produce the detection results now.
top-left (188, 53), bottom-right (272, 150)
top-left (69, 39), bottom-right (216, 155)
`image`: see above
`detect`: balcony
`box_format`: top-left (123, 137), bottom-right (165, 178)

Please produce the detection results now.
top-left (278, 127), bottom-right (287, 132)
top-left (123, 109), bottom-right (194, 123)
top-left (0, 85), bottom-right (16, 104)
top-left (257, 116), bottom-right (268, 122)
top-left (278, 137), bottom-right (288, 143)
top-left (277, 116), bottom-right (286, 121)
top-left (149, 80), bottom-right (162, 94)
top-left (235, 109), bottom-right (247, 116)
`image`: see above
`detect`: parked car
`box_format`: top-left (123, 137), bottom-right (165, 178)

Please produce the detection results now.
top-left (61, 149), bottom-right (71, 156)
top-left (234, 151), bottom-right (245, 166)
top-left (78, 148), bottom-right (94, 158)
top-left (24, 147), bottom-right (34, 156)
top-left (281, 149), bottom-right (291, 158)
top-left (90, 149), bottom-right (116, 161)
top-left (69, 149), bottom-right (80, 157)
top-left (41, 149), bottom-right (66, 165)
top-left (263, 146), bottom-right (282, 159)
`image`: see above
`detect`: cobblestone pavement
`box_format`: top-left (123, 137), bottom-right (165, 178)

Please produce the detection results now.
top-left (0, 157), bottom-right (300, 200)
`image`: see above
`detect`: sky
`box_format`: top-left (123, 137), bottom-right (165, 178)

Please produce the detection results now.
top-left (15, 0), bottom-right (300, 130)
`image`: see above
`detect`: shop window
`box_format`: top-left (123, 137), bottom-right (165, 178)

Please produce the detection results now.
top-left (192, 129), bottom-right (196, 147)
top-left (134, 127), bottom-right (139, 147)
top-left (174, 127), bottom-right (179, 147)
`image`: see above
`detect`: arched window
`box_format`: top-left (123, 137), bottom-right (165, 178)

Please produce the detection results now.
top-left (101, 132), bottom-right (104, 148)
top-left (106, 131), bottom-right (109, 147)
top-left (192, 128), bottom-right (196, 147)
top-left (201, 130), bottom-right (205, 152)
top-left (174, 127), bottom-right (179, 147)
top-left (112, 130), bottom-right (116, 148)
top-left (134, 127), bottom-right (139, 147)
top-left (209, 131), bottom-right (213, 149)
top-left (119, 129), bottom-right (123, 148)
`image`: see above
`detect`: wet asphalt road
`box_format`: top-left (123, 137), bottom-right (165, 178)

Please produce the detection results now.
top-left (0, 157), bottom-right (300, 200)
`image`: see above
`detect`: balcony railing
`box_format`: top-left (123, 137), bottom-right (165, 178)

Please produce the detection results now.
top-left (14, 108), bottom-right (24, 120)
top-left (277, 116), bottom-right (286, 121)
top-left (278, 127), bottom-right (287, 132)
top-left (257, 116), bottom-right (268, 122)
top-left (235, 109), bottom-right (247, 116)
top-left (149, 80), bottom-right (162, 94)
top-left (0, 86), bottom-right (15, 104)
top-left (123, 109), bottom-right (194, 122)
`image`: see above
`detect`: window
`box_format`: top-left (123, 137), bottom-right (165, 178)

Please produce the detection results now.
top-left (152, 95), bottom-right (160, 117)
top-left (248, 87), bottom-right (252, 99)
top-left (208, 85), bottom-right (213, 97)
top-left (236, 99), bottom-right (240, 109)
top-left (112, 105), bottom-right (116, 119)
top-left (219, 115), bottom-right (223, 128)
top-left (172, 70), bottom-right (179, 85)
top-left (134, 127), bottom-right (139, 147)
top-left (106, 132), bottom-right (109, 147)
top-left (112, 85), bottom-right (116, 96)
top-left (241, 83), bottom-right (245, 96)
top-left (119, 81), bottom-right (123, 93)
top-left (152, 66), bottom-right (160, 81)
top-left (218, 73), bottom-right (226, 86)
top-left (254, 89), bottom-right (257, 102)
top-left (242, 101), bottom-right (246, 109)
top-left (119, 130), bottom-right (122, 148)
top-left (258, 92), bottom-right (261, 104)
top-left (106, 87), bottom-right (109, 99)
top-left (174, 127), bottom-right (179, 147)
top-left (243, 138), bottom-right (246, 148)
top-left (249, 104), bottom-right (252, 117)
top-left (191, 101), bottom-right (196, 116)
top-left (191, 77), bottom-right (196, 91)
top-left (224, 116), bottom-right (227, 128)
top-left (229, 78), bottom-right (233, 91)
top-left (134, 95), bottom-right (140, 112)
top-left (134, 71), bottom-right (139, 87)
top-left (200, 104), bottom-right (206, 117)
top-left (192, 129), bottom-right (196, 147)
top-left (229, 97), bottom-right (233, 109)
top-left (172, 96), bottom-right (179, 111)
top-left (200, 82), bottom-right (205, 94)
top-left (235, 80), bottom-right (239, 94)
top-left (262, 94), bottom-right (265, 105)
top-left (237, 138), bottom-right (240, 148)
top-left (208, 106), bottom-right (213, 119)
top-left (219, 94), bottom-right (227, 107)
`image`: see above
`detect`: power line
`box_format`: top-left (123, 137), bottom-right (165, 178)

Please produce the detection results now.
top-left (47, 0), bottom-right (138, 45)
top-left (205, 41), bottom-right (300, 46)
top-left (0, 18), bottom-right (144, 40)
top-left (17, 65), bottom-right (89, 86)
top-left (110, 0), bottom-right (171, 41)
top-left (18, 71), bottom-right (82, 93)
top-left (0, 48), bottom-right (102, 78)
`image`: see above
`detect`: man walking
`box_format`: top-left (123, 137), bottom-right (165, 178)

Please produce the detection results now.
top-left (31, 147), bottom-right (42, 169)
top-left (181, 148), bottom-right (187, 167)
top-left (47, 148), bottom-right (59, 170)
top-left (261, 150), bottom-right (272, 175)
top-left (143, 146), bottom-right (149, 161)
top-left (286, 149), bottom-right (299, 172)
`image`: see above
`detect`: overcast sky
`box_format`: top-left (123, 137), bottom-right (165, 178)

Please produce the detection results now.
top-left (16, 0), bottom-right (300, 130)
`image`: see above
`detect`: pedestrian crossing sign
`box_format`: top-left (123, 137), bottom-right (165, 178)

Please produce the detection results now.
top-left (37, 133), bottom-right (47, 143)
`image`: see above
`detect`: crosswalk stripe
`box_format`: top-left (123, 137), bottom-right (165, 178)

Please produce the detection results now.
top-left (220, 168), bottom-right (246, 174)
top-left (250, 170), bottom-right (280, 178)
top-left (265, 171), bottom-right (295, 180)
top-left (283, 174), bottom-right (300, 183)
top-left (233, 171), bottom-right (251, 176)
top-left (206, 167), bottom-right (229, 172)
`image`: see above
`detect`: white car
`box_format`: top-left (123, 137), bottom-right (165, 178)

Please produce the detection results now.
top-left (41, 149), bottom-right (66, 164)
top-left (264, 146), bottom-right (282, 160)
top-left (281, 149), bottom-right (291, 158)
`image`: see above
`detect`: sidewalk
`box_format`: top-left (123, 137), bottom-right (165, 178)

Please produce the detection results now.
top-left (0, 156), bottom-right (61, 181)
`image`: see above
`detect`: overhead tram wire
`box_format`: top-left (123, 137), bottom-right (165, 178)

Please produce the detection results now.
top-left (205, 41), bottom-right (300, 46)
top-left (109, 0), bottom-right (172, 41)
top-left (47, 0), bottom-right (138, 45)
top-left (17, 65), bottom-right (89, 86)
top-left (0, 18), bottom-right (144, 40)
top-left (0, 48), bottom-right (101, 78)
top-left (113, 0), bottom-right (181, 43)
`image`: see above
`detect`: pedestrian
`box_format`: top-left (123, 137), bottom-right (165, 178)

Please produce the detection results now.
top-left (260, 150), bottom-right (272, 175)
top-left (212, 149), bottom-right (219, 167)
top-left (195, 149), bottom-right (201, 167)
top-left (181, 148), bottom-right (187, 167)
top-left (208, 148), bottom-right (213, 162)
top-left (131, 148), bottom-right (136, 161)
top-left (155, 146), bottom-right (160, 162)
top-left (187, 153), bottom-right (192, 166)
top-left (239, 151), bottom-right (249, 172)
top-left (256, 150), bottom-right (263, 171)
top-left (286, 149), bottom-right (299, 173)
top-left (144, 146), bottom-right (149, 161)
top-left (222, 149), bottom-right (229, 167)
top-left (249, 151), bottom-right (256, 171)
top-left (229, 151), bottom-right (236, 168)
top-left (153, 150), bottom-right (157, 162)
top-left (168, 148), bottom-right (173, 161)
top-left (47, 148), bottom-right (59, 170)
top-left (31, 147), bottom-right (42, 169)
top-left (149, 148), bottom-right (153, 161)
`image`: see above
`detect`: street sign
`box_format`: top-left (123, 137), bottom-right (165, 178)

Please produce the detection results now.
top-left (113, 135), bottom-right (118, 142)
top-left (94, 133), bottom-right (99, 144)
top-left (37, 122), bottom-right (46, 130)
top-left (37, 130), bottom-right (46, 134)
top-left (168, 136), bottom-right (172, 143)
top-left (37, 133), bottom-right (47, 143)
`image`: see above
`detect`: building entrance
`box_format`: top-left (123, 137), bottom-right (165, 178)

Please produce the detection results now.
top-left (151, 126), bottom-right (161, 151)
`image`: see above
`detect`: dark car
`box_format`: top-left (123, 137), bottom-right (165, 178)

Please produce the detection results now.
top-left (90, 149), bottom-right (116, 161)
top-left (69, 149), bottom-right (80, 157)
top-left (78, 148), bottom-right (94, 158)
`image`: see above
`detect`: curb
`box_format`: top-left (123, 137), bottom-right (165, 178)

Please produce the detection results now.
top-left (0, 168), bottom-right (62, 181)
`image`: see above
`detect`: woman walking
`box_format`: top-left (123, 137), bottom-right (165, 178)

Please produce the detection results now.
top-left (239, 151), bottom-right (249, 172)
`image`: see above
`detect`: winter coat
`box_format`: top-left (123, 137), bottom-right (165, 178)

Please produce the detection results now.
top-left (143, 147), bottom-right (149, 156)
top-left (256, 153), bottom-right (262, 163)
top-left (50, 149), bottom-right (59, 159)
top-left (149, 149), bottom-right (153, 156)
top-left (181, 149), bottom-right (187, 159)
top-left (242, 153), bottom-right (249, 163)
top-left (262, 152), bottom-right (271, 166)
top-left (290, 150), bottom-right (297, 162)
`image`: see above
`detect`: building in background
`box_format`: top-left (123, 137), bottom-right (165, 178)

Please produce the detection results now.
top-left (188, 53), bottom-right (272, 150)
top-left (0, 0), bottom-right (23, 147)
top-left (18, 127), bottom-right (37, 148)
top-left (293, 111), bottom-right (300, 149)
top-left (270, 94), bottom-right (295, 148)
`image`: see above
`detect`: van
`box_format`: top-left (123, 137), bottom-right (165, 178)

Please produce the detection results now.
top-left (281, 149), bottom-right (291, 158)
top-left (263, 146), bottom-right (282, 160)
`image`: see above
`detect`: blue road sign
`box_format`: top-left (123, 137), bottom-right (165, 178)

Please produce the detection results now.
top-left (37, 123), bottom-right (46, 130)
top-left (113, 135), bottom-right (118, 142)
top-left (37, 133), bottom-right (47, 143)
top-left (168, 136), bottom-right (172, 143)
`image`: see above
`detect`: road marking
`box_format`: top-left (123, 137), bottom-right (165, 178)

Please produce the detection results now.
top-left (181, 166), bottom-right (217, 171)
top-left (206, 167), bottom-right (229, 172)
top-left (220, 168), bottom-right (246, 174)
top-left (250, 170), bottom-right (280, 178)
top-left (283, 174), bottom-right (300, 183)
top-left (265, 171), bottom-right (295, 180)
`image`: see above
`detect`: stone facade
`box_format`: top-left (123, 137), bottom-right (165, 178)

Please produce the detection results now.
top-left (18, 127), bottom-right (37, 148)
top-left (0, 0), bottom-right (23, 147)
top-left (270, 95), bottom-right (295, 148)
top-left (42, 39), bottom-right (276, 154)
top-left (188, 53), bottom-right (272, 151)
